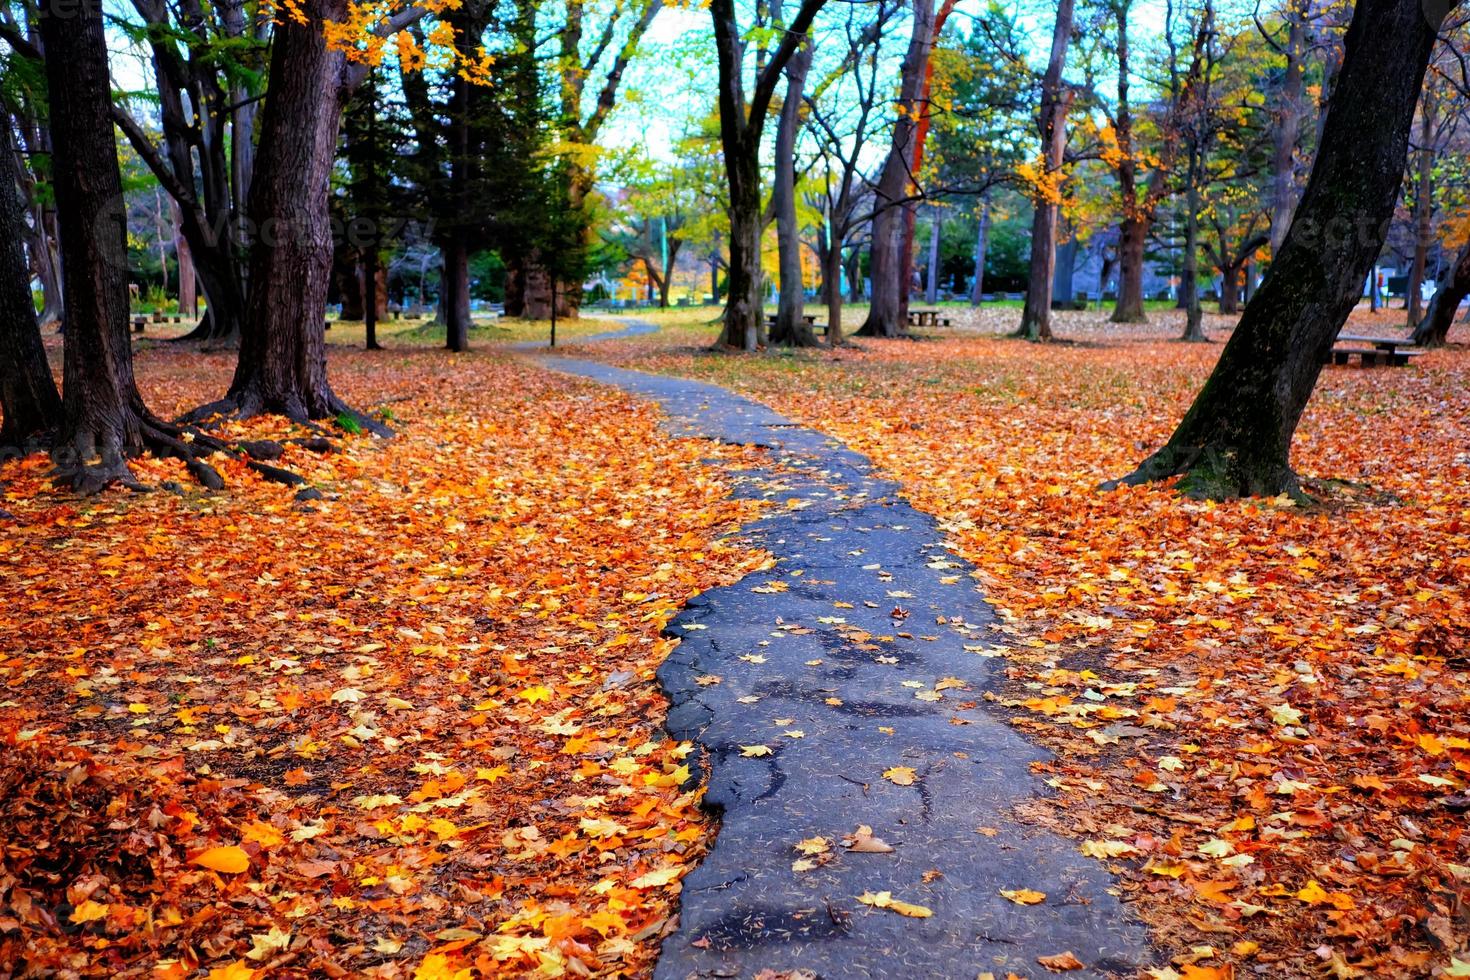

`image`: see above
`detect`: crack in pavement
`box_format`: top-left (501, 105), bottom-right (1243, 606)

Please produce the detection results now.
top-left (541, 326), bottom-right (1153, 979)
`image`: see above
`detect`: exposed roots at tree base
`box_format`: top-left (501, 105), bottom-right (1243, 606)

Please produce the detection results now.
top-left (180, 391), bottom-right (393, 439)
top-left (1101, 442), bottom-right (1305, 502)
top-left (44, 415), bottom-right (322, 496)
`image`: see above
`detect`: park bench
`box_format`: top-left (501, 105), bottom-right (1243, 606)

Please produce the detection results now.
top-left (764, 313), bottom-right (829, 337)
top-left (907, 308), bottom-right (952, 328)
top-left (132, 316), bottom-right (146, 334)
top-left (1329, 334), bottom-right (1426, 367)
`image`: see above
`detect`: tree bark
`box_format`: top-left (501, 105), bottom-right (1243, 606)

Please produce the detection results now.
top-left (1406, 87), bottom-right (1436, 327)
top-left (1412, 239), bottom-right (1470, 346)
top-left (858, 0), bottom-right (935, 338)
top-left (771, 41), bottom-right (819, 347)
top-left (896, 0), bottom-right (957, 322)
top-left (1267, 0), bottom-right (1306, 258)
top-left (1017, 0), bottom-right (1075, 341)
top-left (968, 198), bottom-right (990, 306)
top-left (1178, 149), bottom-right (1207, 342)
top-left (0, 121), bottom-right (61, 448)
top-left (710, 0), bottom-right (828, 349)
top-left (191, 0), bottom-right (384, 433)
top-left (41, 4), bottom-right (223, 490)
top-left (924, 209), bottom-right (942, 304)
top-left (443, 235), bottom-right (471, 352)
top-left (1112, 0), bottom-right (1446, 499)
top-left (1110, 3), bottom-right (1149, 324)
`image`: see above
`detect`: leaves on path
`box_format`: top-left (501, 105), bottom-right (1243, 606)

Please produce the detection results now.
top-left (597, 314), bottom-right (1470, 976)
top-left (0, 349), bottom-right (765, 976)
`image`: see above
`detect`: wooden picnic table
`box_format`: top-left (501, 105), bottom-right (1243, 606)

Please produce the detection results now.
top-left (906, 308), bottom-right (952, 328)
top-left (1330, 334), bottom-right (1426, 367)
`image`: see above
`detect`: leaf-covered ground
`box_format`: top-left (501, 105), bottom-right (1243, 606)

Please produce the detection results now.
top-left (587, 305), bottom-right (1470, 979)
top-left (0, 337), bottom-right (767, 977)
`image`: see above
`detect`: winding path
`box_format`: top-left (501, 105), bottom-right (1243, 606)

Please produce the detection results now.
top-left (541, 320), bottom-right (1152, 979)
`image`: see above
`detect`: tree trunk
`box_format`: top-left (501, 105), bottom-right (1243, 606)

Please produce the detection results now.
top-left (1268, 1), bottom-right (1306, 258)
top-left (969, 199), bottom-right (990, 306)
top-left (1017, 0), bottom-right (1075, 341)
top-left (1112, 0), bottom-right (1444, 499)
top-left (924, 210), bottom-right (942, 304)
top-left (896, 0), bottom-right (957, 323)
top-left (1412, 239), bottom-right (1470, 346)
top-left (40, 5), bottom-right (222, 490)
top-left (1179, 162), bottom-right (1207, 342)
top-left (195, 0), bottom-right (384, 433)
top-left (364, 248), bottom-right (382, 350)
top-left (824, 231), bottom-right (846, 345)
top-left (30, 210), bottom-right (63, 330)
top-left (0, 121), bottom-right (61, 448)
top-left (1406, 88), bottom-right (1436, 327)
top-left (443, 235), bottom-right (470, 351)
top-left (715, 155), bottom-right (766, 349)
top-left (771, 42), bottom-right (819, 347)
top-left (857, 0), bottom-right (935, 338)
top-left (1109, 4), bottom-right (1149, 325)
top-left (846, 245), bottom-right (864, 304)
top-left (1112, 217), bottom-right (1149, 322)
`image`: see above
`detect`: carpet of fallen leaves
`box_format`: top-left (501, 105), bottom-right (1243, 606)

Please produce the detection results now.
top-left (0, 336), bottom-right (767, 977)
top-left (593, 306), bottom-right (1470, 978)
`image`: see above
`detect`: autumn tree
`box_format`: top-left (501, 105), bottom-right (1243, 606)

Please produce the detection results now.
top-left (0, 117), bottom-right (59, 448)
top-left (804, 0), bottom-right (903, 344)
top-left (710, 0), bottom-right (829, 350)
top-left (1111, 0), bottom-right (1457, 499)
top-left (768, 17), bottom-right (818, 348)
top-left (505, 0), bottom-right (664, 320)
top-left (1016, 0), bottom-right (1076, 341)
top-left (857, 0), bottom-right (936, 338)
top-left (36, 3), bottom-right (230, 490)
top-left (111, 0), bottom-right (268, 344)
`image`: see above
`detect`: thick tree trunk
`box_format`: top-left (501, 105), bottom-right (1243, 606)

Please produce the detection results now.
top-left (969, 199), bottom-right (990, 306)
top-left (824, 233), bottom-right (846, 345)
top-left (857, 0), bottom-right (935, 338)
top-left (1017, 0), bottom-right (1075, 341)
top-left (715, 158), bottom-right (766, 349)
top-left (0, 122), bottom-right (61, 448)
top-left (41, 5), bottom-right (223, 490)
top-left (1412, 240), bottom-right (1470, 346)
top-left (771, 43), bottom-right (819, 347)
top-left (195, 0), bottom-right (384, 433)
top-left (1113, 0), bottom-right (1444, 499)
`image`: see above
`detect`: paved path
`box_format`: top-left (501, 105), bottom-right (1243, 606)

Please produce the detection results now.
top-left (543, 326), bottom-right (1152, 979)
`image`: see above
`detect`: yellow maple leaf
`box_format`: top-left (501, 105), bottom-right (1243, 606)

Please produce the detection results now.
top-left (192, 845), bottom-right (250, 874)
top-left (999, 888), bottom-right (1046, 905)
top-left (69, 899), bottom-right (109, 923)
top-left (883, 766), bottom-right (917, 786)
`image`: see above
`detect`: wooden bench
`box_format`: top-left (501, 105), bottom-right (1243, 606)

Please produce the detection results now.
top-left (132, 317), bottom-right (146, 334)
top-left (907, 309), bottom-right (952, 328)
top-left (1329, 334), bottom-right (1425, 367)
top-left (764, 314), bottom-right (828, 337)
top-left (1328, 347), bottom-right (1425, 367)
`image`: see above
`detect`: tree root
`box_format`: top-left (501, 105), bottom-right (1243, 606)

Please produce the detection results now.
top-left (180, 393), bottom-right (392, 439)
top-left (43, 414), bottom-right (323, 496)
top-left (1100, 442), bottom-right (1306, 502)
